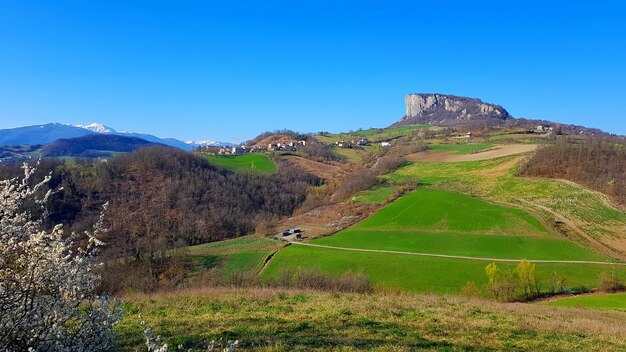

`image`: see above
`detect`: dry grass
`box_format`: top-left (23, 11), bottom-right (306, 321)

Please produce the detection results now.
top-left (116, 288), bottom-right (626, 351)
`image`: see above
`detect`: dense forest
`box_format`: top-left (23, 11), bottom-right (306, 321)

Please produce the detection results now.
top-left (0, 147), bottom-right (320, 291)
top-left (40, 134), bottom-right (160, 157)
top-left (519, 137), bottom-right (626, 206)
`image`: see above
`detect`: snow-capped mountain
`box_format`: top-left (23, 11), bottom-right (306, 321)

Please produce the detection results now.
top-left (75, 123), bottom-right (115, 133)
top-left (0, 122), bottom-right (230, 150)
top-left (185, 140), bottom-right (236, 147)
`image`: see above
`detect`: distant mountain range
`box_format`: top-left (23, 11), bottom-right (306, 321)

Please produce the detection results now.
top-left (0, 123), bottom-right (235, 150)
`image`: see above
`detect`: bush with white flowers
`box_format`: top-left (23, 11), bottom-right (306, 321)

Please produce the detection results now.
top-left (0, 162), bottom-right (122, 351)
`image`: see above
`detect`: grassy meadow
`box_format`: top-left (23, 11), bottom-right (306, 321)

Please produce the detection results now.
top-left (546, 292), bottom-right (626, 311)
top-left (206, 154), bottom-right (277, 173)
top-left (352, 188), bottom-right (548, 235)
top-left (263, 241), bottom-right (625, 294)
top-left (385, 154), bottom-right (626, 259)
top-left (115, 288), bottom-right (626, 351)
top-left (351, 184), bottom-right (395, 204)
top-left (314, 125), bottom-right (433, 144)
top-left (263, 185), bottom-right (625, 294)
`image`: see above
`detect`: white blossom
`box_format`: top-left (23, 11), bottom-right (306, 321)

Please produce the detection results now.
top-left (0, 162), bottom-right (122, 351)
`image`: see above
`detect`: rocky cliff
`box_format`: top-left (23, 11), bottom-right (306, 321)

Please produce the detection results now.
top-left (393, 93), bottom-right (511, 127)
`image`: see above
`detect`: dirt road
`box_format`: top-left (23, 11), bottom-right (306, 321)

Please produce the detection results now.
top-left (290, 241), bottom-right (626, 265)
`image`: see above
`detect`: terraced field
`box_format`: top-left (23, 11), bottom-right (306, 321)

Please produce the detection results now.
top-left (206, 154), bottom-right (276, 173)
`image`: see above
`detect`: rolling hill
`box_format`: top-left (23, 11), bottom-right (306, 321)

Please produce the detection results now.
top-left (40, 134), bottom-right (162, 157)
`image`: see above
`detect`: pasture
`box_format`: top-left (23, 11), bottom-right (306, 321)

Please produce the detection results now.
top-left (262, 185), bottom-right (625, 294)
top-left (206, 154), bottom-right (276, 173)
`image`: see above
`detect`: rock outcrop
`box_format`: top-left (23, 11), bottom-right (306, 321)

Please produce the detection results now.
top-left (393, 93), bottom-right (511, 127)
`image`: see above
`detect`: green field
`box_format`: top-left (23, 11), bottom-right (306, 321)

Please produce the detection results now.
top-left (546, 292), bottom-right (626, 311)
top-left (353, 188), bottom-right (548, 236)
top-left (206, 154), bottom-right (276, 173)
top-left (314, 125), bottom-right (433, 144)
top-left (351, 184), bottom-right (395, 204)
top-left (263, 245), bottom-right (623, 294)
top-left (385, 155), bottom-right (626, 258)
top-left (429, 143), bottom-right (493, 155)
top-left (184, 236), bottom-right (282, 279)
top-left (314, 230), bottom-right (605, 261)
top-left (263, 187), bottom-right (625, 294)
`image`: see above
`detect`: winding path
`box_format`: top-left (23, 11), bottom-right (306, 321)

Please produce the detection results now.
top-left (289, 241), bottom-right (626, 266)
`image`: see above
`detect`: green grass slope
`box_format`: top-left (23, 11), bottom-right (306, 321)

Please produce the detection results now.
top-left (314, 125), bottom-right (433, 144)
top-left (184, 236), bottom-right (282, 279)
top-left (314, 230), bottom-right (605, 261)
top-left (386, 155), bottom-right (626, 259)
top-left (263, 242), bottom-right (623, 294)
top-left (351, 184), bottom-right (395, 204)
top-left (546, 293), bottom-right (626, 311)
top-left (354, 188), bottom-right (548, 236)
top-left (263, 187), bottom-right (623, 294)
top-left (206, 154), bottom-right (276, 173)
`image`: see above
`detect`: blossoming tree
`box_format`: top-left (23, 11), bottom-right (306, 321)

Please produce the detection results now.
top-left (0, 162), bottom-right (121, 351)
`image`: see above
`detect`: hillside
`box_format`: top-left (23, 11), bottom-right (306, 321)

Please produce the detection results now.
top-left (40, 134), bottom-right (160, 157)
top-left (116, 288), bottom-right (626, 351)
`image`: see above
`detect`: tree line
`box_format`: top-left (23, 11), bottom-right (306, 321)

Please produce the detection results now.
top-left (518, 137), bottom-right (626, 206)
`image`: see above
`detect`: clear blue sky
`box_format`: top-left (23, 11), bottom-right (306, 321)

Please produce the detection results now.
top-left (1, 0), bottom-right (625, 141)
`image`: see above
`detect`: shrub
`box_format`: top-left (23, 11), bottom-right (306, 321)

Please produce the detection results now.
top-left (485, 262), bottom-right (518, 302)
top-left (461, 281), bottom-right (482, 298)
top-left (334, 169), bottom-right (380, 201)
top-left (598, 272), bottom-right (625, 293)
top-left (516, 260), bottom-right (540, 299)
top-left (548, 271), bottom-right (568, 294)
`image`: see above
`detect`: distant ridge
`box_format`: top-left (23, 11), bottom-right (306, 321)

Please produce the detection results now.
top-left (40, 134), bottom-right (162, 157)
top-left (0, 122), bottom-right (232, 150)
